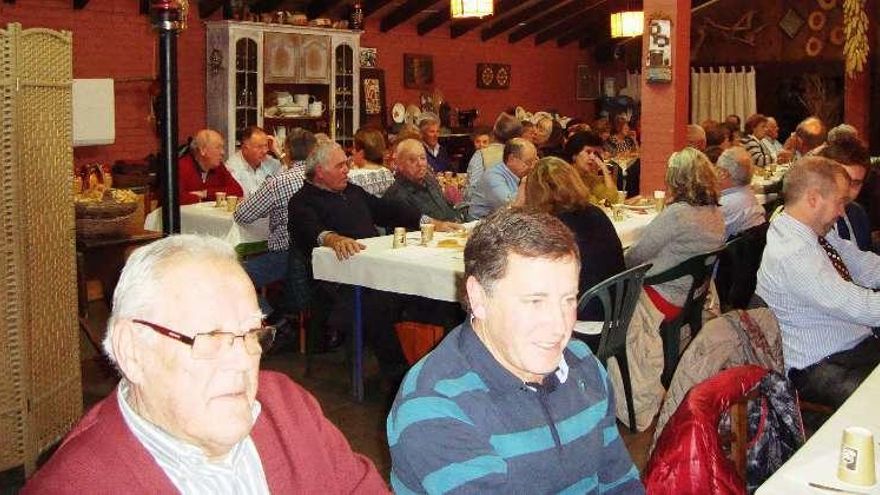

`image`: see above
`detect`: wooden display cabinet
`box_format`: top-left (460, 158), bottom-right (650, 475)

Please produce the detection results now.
top-left (206, 21), bottom-right (361, 156)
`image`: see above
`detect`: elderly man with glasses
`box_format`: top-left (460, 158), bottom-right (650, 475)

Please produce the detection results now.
top-left (24, 235), bottom-right (389, 493)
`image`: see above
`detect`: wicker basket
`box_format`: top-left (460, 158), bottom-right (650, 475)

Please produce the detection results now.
top-left (75, 212), bottom-right (134, 238)
top-left (74, 200), bottom-right (138, 219)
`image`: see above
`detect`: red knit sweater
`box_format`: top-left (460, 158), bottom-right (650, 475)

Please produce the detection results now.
top-left (23, 371), bottom-right (390, 494)
top-left (178, 153), bottom-right (244, 205)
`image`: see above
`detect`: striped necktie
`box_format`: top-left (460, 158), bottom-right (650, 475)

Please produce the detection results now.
top-left (817, 235), bottom-right (853, 282)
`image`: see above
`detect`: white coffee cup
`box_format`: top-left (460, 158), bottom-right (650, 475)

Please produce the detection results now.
top-left (838, 426), bottom-right (876, 486)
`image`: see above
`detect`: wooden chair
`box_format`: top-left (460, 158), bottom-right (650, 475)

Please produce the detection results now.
top-left (576, 263), bottom-right (652, 432)
top-left (644, 247), bottom-right (726, 388)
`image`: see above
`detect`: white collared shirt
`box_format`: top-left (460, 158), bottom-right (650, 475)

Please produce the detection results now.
top-left (226, 151), bottom-right (282, 197)
top-left (756, 213), bottom-right (880, 370)
top-left (117, 380), bottom-right (270, 494)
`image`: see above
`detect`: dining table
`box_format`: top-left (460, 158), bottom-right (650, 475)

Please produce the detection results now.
top-left (312, 208), bottom-right (657, 400)
top-left (143, 203), bottom-right (269, 256)
top-left (757, 363), bottom-right (880, 494)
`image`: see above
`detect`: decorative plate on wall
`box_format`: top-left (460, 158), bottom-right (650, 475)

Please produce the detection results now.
top-left (476, 63), bottom-right (511, 90)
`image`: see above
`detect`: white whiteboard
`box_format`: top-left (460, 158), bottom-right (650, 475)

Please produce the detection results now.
top-left (72, 78), bottom-right (115, 146)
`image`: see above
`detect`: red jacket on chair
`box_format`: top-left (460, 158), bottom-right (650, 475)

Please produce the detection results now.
top-left (643, 365), bottom-right (768, 495)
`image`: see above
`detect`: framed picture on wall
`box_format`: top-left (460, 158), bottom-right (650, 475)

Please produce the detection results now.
top-left (360, 68), bottom-right (387, 128)
top-left (403, 53), bottom-right (434, 89)
top-left (576, 65), bottom-right (601, 100)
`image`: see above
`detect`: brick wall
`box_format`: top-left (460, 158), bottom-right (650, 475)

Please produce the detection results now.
top-left (2, 0), bottom-right (207, 168)
top-left (360, 17), bottom-right (595, 129)
top-left (2, 2), bottom-right (594, 166)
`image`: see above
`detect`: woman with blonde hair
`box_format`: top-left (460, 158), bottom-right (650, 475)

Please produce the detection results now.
top-left (625, 147), bottom-right (724, 320)
top-left (522, 156), bottom-right (625, 327)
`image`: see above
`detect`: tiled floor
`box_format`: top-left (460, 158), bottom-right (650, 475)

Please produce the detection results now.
top-left (76, 299), bottom-right (656, 480)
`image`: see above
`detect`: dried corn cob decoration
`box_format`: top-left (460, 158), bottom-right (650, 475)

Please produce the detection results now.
top-left (843, 0), bottom-right (869, 78)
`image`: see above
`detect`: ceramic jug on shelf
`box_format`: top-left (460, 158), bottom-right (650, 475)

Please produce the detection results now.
top-left (308, 100), bottom-right (325, 117)
top-left (294, 94), bottom-right (314, 107)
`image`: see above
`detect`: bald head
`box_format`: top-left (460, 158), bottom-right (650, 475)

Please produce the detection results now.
top-left (191, 129), bottom-right (225, 170)
top-left (796, 117), bottom-right (826, 153)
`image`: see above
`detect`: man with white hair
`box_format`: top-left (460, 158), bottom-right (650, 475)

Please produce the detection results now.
top-left (383, 138), bottom-right (464, 222)
top-left (686, 124), bottom-right (707, 151)
top-left (419, 114), bottom-right (451, 173)
top-left (178, 128), bottom-right (244, 205)
top-left (24, 235), bottom-right (389, 492)
top-left (226, 126), bottom-right (282, 197)
top-left (715, 146), bottom-right (766, 239)
top-left (289, 141), bottom-right (457, 378)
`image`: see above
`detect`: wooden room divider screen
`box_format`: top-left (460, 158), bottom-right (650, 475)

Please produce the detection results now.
top-left (0, 22), bottom-right (81, 475)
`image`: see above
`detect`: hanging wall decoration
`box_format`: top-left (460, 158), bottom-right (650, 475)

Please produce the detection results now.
top-left (778, 8), bottom-right (804, 39)
top-left (403, 53), bottom-right (434, 89)
top-left (843, 0), bottom-right (869, 78)
top-left (646, 16), bottom-right (672, 83)
top-left (476, 63), bottom-right (511, 89)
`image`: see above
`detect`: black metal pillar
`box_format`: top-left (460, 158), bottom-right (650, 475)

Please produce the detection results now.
top-left (152, 0), bottom-right (181, 234)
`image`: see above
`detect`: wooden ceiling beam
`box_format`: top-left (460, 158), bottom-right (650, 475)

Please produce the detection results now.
top-left (533, 1), bottom-right (607, 46)
top-left (557, 15), bottom-right (607, 47)
top-left (556, 20), bottom-right (611, 48)
top-left (307, 0), bottom-right (346, 19)
top-left (449, 0), bottom-right (520, 39)
top-left (363, 0), bottom-right (395, 18)
top-left (417, 9), bottom-right (449, 35)
top-left (381, 0), bottom-right (442, 32)
top-left (506, 0), bottom-right (583, 44)
top-left (480, 0), bottom-right (558, 42)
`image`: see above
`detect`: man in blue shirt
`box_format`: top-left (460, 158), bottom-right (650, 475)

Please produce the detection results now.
top-left (715, 146), bottom-right (766, 240)
top-left (387, 208), bottom-right (644, 494)
top-left (468, 138), bottom-right (536, 220)
top-left (757, 157), bottom-right (880, 408)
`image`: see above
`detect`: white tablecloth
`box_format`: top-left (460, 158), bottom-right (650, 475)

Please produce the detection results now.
top-left (757, 364), bottom-right (880, 494)
top-left (144, 203), bottom-right (269, 247)
top-left (312, 211), bottom-right (656, 302)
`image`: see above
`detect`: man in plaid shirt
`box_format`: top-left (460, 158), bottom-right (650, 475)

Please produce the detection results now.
top-left (234, 128), bottom-right (317, 318)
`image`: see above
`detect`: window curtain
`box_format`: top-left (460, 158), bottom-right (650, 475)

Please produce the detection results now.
top-left (690, 66), bottom-right (756, 125)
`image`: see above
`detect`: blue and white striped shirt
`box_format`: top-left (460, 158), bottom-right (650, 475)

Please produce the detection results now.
top-left (117, 380), bottom-right (270, 494)
top-left (387, 320), bottom-right (643, 494)
top-left (756, 213), bottom-right (880, 370)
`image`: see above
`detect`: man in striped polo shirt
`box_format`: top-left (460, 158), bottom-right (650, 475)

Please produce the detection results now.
top-left (387, 209), bottom-right (643, 494)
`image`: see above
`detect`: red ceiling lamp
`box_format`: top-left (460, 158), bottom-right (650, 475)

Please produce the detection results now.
top-left (610, 0), bottom-right (644, 38)
top-left (450, 0), bottom-right (494, 19)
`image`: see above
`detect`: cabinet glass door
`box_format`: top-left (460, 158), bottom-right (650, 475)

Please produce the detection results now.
top-left (334, 44), bottom-right (355, 146)
top-left (235, 37), bottom-right (258, 142)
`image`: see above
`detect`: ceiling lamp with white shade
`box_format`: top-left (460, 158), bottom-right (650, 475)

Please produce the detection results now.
top-left (451, 0), bottom-right (494, 19)
top-left (610, 10), bottom-right (644, 38)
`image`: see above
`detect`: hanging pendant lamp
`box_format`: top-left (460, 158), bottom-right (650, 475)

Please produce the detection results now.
top-left (451, 0), bottom-right (493, 19)
top-left (610, 10), bottom-right (644, 38)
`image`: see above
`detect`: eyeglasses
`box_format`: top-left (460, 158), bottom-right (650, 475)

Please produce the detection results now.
top-left (133, 319), bottom-right (276, 360)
